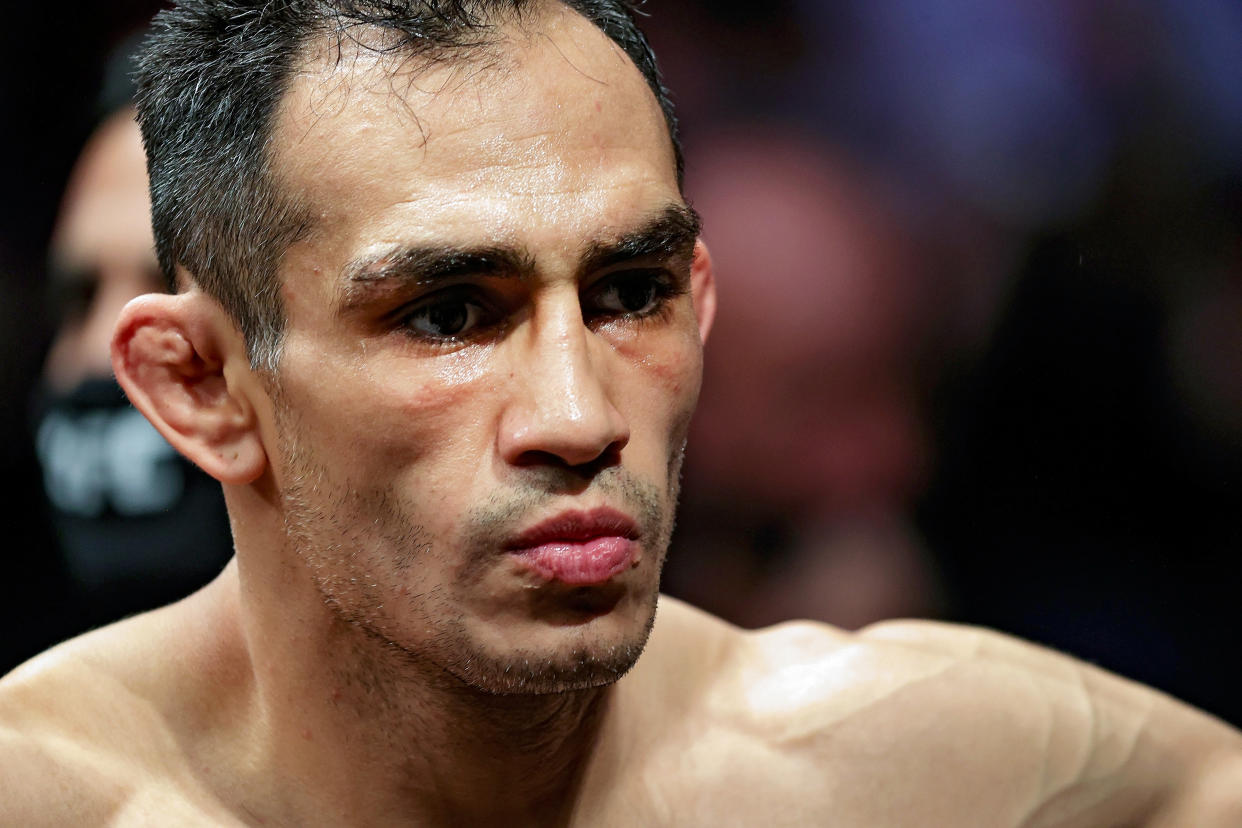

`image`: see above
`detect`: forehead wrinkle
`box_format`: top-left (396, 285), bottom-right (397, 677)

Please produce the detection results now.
top-left (275, 8), bottom-right (672, 212)
top-left (274, 56), bottom-right (539, 250)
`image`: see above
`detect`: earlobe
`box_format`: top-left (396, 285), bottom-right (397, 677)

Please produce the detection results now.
top-left (690, 239), bottom-right (717, 344)
top-left (112, 291), bottom-right (267, 485)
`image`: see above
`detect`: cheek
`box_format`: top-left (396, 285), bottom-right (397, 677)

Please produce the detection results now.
top-left (364, 349), bottom-right (500, 470)
top-left (611, 323), bottom-right (704, 435)
top-left (282, 345), bottom-right (502, 483)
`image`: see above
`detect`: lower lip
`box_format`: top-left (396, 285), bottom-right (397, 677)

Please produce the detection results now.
top-left (511, 537), bottom-right (636, 585)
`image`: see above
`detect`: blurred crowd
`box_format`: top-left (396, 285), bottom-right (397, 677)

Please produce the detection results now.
top-left (2, 1), bottom-right (1240, 725)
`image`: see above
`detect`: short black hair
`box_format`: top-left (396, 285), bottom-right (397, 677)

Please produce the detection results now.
top-left (134, 0), bottom-right (681, 369)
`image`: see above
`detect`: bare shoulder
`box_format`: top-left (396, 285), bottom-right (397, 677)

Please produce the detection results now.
top-left (0, 596), bottom-right (242, 826)
top-left (852, 617), bottom-right (1242, 757)
top-left (0, 619), bottom-right (166, 824)
top-left (666, 610), bottom-right (1242, 827)
top-left (0, 636), bottom-right (129, 824)
top-left (853, 620), bottom-right (1242, 823)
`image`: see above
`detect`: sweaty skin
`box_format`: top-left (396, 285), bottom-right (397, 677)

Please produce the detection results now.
top-left (2, 4), bottom-right (1240, 826)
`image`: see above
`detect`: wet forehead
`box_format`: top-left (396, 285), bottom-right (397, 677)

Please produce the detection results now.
top-left (271, 3), bottom-right (677, 239)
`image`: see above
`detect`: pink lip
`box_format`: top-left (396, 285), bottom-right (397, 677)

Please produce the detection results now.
top-left (506, 507), bottom-right (640, 585)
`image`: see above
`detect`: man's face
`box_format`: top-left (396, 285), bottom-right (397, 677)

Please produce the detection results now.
top-left (261, 6), bottom-right (708, 693)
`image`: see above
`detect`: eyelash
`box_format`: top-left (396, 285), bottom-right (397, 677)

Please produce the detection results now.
top-left (583, 269), bottom-right (685, 327)
top-left (394, 268), bottom-right (687, 344)
top-left (395, 287), bottom-right (502, 345)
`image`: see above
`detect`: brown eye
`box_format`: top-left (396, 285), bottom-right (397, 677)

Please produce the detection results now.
top-left (614, 279), bottom-right (658, 313)
top-left (403, 294), bottom-right (490, 339)
top-left (588, 270), bottom-right (671, 317)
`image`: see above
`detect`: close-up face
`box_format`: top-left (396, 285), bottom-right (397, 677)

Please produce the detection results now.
top-left (258, 3), bottom-right (710, 693)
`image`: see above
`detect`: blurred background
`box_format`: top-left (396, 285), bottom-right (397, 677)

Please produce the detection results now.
top-left (2, 1), bottom-right (1239, 725)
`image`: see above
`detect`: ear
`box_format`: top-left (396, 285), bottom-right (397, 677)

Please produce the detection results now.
top-left (111, 290), bottom-right (267, 485)
top-left (690, 238), bottom-right (717, 344)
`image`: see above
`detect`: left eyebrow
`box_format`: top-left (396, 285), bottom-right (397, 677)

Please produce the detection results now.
top-left (579, 203), bottom-right (702, 276)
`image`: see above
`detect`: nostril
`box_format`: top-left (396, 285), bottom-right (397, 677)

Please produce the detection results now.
top-left (512, 449), bottom-right (567, 468)
top-left (592, 440), bottom-right (625, 470)
top-left (512, 439), bottom-right (624, 473)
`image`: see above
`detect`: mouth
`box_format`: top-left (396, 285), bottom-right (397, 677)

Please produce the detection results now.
top-left (505, 507), bottom-right (640, 586)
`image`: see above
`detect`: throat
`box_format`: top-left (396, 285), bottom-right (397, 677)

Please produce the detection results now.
top-left (267, 622), bottom-right (615, 826)
top-left (348, 674), bottom-right (613, 826)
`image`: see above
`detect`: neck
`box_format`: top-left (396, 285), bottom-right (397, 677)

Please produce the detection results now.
top-left (223, 552), bottom-right (611, 827)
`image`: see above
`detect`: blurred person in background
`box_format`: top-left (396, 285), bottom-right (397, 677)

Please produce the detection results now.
top-left (30, 41), bottom-right (233, 636)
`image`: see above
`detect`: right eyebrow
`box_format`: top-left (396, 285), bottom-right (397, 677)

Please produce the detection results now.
top-left (337, 245), bottom-right (536, 314)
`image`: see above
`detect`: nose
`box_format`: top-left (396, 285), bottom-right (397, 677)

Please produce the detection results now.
top-left (498, 300), bottom-right (630, 469)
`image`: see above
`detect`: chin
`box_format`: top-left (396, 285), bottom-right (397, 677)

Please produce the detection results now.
top-left (438, 588), bottom-right (661, 695)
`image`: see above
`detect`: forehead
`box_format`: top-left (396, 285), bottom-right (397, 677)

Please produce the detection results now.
top-left (270, 4), bottom-right (678, 268)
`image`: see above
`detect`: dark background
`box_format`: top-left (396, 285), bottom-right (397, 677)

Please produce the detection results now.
top-left (2, 1), bottom-right (1240, 725)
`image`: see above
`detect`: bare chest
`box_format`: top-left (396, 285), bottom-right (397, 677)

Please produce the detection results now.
top-left (571, 728), bottom-right (832, 828)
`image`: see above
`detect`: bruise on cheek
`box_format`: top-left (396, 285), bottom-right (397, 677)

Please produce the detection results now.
top-left (640, 343), bottom-right (700, 391)
top-left (609, 320), bottom-right (704, 394)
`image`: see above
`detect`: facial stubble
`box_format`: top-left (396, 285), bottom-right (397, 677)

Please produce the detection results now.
top-left (276, 403), bottom-right (685, 696)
